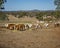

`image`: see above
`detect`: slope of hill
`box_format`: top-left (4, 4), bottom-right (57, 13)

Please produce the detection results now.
top-left (7, 14), bottom-right (19, 21)
top-left (7, 14), bottom-right (38, 23)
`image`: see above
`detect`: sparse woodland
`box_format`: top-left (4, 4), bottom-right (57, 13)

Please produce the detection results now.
top-left (0, 10), bottom-right (60, 21)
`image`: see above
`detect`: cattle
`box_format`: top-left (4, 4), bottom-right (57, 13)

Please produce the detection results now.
top-left (54, 22), bottom-right (60, 27)
top-left (25, 23), bottom-right (32, 30)
top-left (7, 24), bottom-right (16, 30)
top-left (25, 24), bottom-right (29, 30)
top-left (15, 24), bottom-right (25, 31)
top-left (4, 23), bottom-right (43, 31)
top-left (43, 23), bottom-right (49, 28)
top-left (5, 24), bottom-right (9, 28)
top-left (5, 23), bottom-right (26, 31)
top-left (27, 23), bottom-right (32, 28)
top-left (31, 23), bottom-right (41, 30)
top-left (25, 23), bottom-right (41, 30)
top-left (39, 21), bottom-right (45, 24)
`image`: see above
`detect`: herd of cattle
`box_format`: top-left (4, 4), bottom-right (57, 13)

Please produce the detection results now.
top-left (4, 23), bottom-right (40, 31)
top-left (0, 21), bottom-right (60, 31)
top-left (2, 22), bottom-right (59, 31)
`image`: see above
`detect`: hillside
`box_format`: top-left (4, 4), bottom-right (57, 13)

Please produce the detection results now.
top-left (7, 14), bottom-right (38, 23)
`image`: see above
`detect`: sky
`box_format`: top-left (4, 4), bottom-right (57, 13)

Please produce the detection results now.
top-left (4, 0), bottom-right (55, 11)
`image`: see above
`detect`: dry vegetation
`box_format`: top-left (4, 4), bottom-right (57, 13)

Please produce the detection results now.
top-left (0, 15), bottom-right (60, 48)
top-left (0, 26), bottom-right (60, 48)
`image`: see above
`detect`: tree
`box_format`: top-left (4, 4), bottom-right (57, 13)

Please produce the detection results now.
top-left (36, 12), bottom-right (43, 21)
top-left (0, 12), bottom-right (8, 20)
top-left (0, 0), bottom-right (6, 10)
top-left (55, 11), bottom-right (60, 19)
top-left (0, 0), bottom-right (8, 21)
top-left (54, 0), bottom-right (60, 10)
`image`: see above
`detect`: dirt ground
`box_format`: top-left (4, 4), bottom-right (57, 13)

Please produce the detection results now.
top-left (0, 27), bottom-right (60, 48)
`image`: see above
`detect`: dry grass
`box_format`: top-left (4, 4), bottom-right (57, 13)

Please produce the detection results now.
top-left (6, 15), bottom-right (38, 23)
top-left (0, 15), bottom-right (60, 48)
top-left (0, 16), bottom-right (38, 24)
top-left (0, 27), bottom-right (60, 48)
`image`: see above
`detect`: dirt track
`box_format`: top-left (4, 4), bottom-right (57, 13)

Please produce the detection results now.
top-left (0, 28), bottom-right (60, 48)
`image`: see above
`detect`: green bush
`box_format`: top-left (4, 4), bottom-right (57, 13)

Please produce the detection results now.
top-left (0, 13), bottom-right (8, 21)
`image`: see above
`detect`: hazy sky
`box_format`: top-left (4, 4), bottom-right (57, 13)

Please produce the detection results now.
top-left (4, 0), bottom-right (55, 11)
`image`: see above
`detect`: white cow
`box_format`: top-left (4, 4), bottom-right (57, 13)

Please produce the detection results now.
top-left (44, 23), bottom-right (49, 28)
top-left (5, 23), bottom-right (8, 28)
top-left (31, 23), bottom-right (42, 30)
top-left (25, 23), bottom-right (32, 30)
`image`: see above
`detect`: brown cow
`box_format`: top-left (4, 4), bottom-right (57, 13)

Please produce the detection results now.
top-left (54, 23), bottom-right (60, 27)
top-left (7, 24), bottom-right (16, 30)
top-left (15, 24), bottom-right (25, 31)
